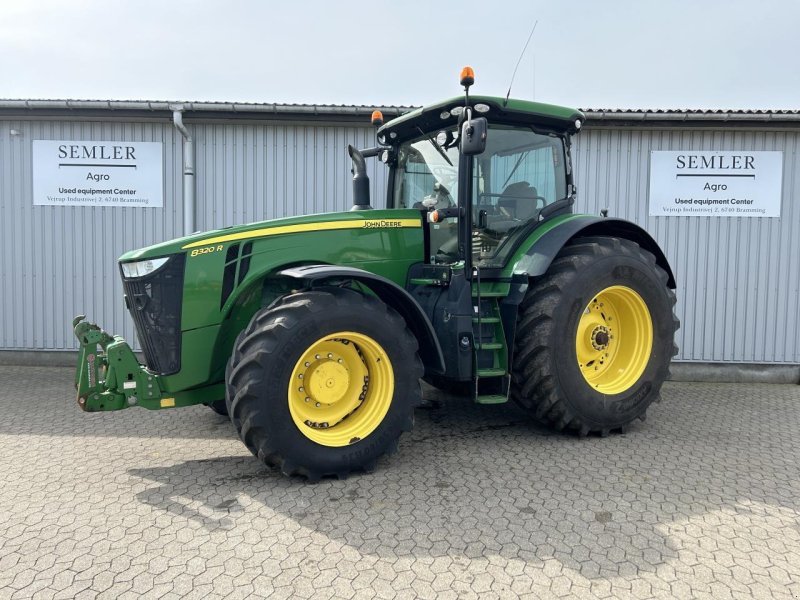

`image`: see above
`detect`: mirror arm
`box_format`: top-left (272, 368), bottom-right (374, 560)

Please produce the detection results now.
top-left (359, 146), bottom-right (384, 158)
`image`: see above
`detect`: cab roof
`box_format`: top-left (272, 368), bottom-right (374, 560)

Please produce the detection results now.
top-left (377, 95), bottom-right (585, 144)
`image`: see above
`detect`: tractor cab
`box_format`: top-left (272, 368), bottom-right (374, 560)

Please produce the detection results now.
top-left (376, 69), bottom-right (583, 275)
top-left (355, 70), bottom-right (588, 399)
top-left (389, 116), bottom-right (573, 269)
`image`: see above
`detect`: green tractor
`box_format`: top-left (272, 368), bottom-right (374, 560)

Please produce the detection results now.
top-left (74, 68), bottom-right (678, 479)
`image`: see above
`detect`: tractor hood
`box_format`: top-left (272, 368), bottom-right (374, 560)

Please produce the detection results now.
top-left (119, 210), bottom-right (423, 262)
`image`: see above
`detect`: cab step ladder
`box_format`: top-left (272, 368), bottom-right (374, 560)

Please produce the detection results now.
top-left (471, 267), bottom-right (510, 404)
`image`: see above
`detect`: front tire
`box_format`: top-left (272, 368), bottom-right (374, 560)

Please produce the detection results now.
top-left (206, 400), bottom-right (229, 416)
top-left (511, 236), bottom-right (679, 435)
top-left (226, 287), bottom-right (423, 479)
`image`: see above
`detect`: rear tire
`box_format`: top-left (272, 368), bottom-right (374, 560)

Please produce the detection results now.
top-left (225, 287), bottom-right (423, 479)
top-left (511, 237), bottom-right (679, 435)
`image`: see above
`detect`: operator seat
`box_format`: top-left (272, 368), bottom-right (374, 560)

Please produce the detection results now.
top-left (497, 181), bottom-right (540, 221)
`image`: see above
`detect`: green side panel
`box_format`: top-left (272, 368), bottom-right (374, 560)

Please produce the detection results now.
top-left (180, 209), bottom-right (424, 331)
top-left (119, 209), bottom-right (423, 261)
top-left (169, 383), bottom-right (226, 409)
top-left (159, 324), bottom-right (222, 393)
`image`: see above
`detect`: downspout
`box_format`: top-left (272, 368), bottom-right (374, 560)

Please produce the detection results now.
top-left (171, 106), bottom-right (195, 234)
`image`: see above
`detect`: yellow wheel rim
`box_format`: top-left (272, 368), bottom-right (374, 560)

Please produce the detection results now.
top-left (575, 286), bottom-right (653, 395)
top-left (288, 331), bottom-right (394, 447)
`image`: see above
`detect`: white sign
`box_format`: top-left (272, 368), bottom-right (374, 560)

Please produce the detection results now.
top-left (648, 151), bottom-right (783, 217)
top-left (33, 140), bottom-right (164, 207)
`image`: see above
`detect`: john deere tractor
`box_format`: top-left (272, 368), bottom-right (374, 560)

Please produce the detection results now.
top-left (74, 68), bottom-right (678, 479)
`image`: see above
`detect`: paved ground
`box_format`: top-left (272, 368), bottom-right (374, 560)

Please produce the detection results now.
top-left (1, 366), bottom-right (799, 599)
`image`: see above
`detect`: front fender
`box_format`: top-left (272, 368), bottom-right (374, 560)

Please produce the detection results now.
top-left (277, 265), bottom-right (445, 374)
top-left (510, 216), bottom-right (676, 288)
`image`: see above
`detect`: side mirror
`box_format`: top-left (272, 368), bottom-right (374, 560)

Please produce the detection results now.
top-left (460, 116), bottom-right (488, 156)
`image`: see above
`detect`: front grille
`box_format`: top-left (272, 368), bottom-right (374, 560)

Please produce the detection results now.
top-left (121, 254), bottom-right (186, 375)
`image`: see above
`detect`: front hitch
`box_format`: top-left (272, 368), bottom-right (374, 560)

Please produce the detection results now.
top-left (73, 315), bottom-right (164, 411)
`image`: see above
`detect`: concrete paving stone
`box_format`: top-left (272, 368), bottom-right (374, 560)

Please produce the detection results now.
top-left (2, 368), bottom-right (800, 598)
top-left (320, 578), bottom-right (354, 600)
top-left (10, 575), bottom-right (53, 600)
top-left (140, 582), bottom-right (174, 599)
top-left (51, 578), bottom-right (93, 600)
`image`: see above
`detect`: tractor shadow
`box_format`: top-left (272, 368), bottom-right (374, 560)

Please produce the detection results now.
top-left (128, 382), bottom-right (800, 581)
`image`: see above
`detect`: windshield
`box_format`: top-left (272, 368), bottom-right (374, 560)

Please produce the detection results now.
top-left (392, 128), bottom-right (460, 210)
top-left (392, 125), bottom-right (568, 266)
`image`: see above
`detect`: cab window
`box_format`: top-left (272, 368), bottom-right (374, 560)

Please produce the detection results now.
top-left (473, 128), bottom-right (567, 266)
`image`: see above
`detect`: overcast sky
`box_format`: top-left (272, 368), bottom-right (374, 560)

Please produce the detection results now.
top-left (2, 0), bottom-right (799, 110)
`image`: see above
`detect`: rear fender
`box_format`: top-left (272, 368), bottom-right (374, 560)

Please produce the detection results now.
top-left (277, 265), bottom-right (445, 374)
top-left (513, 216), bottom-right (676, 288)
top-left (498, 216), bottom-right (676, 370)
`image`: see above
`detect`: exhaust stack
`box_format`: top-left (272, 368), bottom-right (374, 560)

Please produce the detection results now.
top-left (348, 145), bottom-right (372, 211)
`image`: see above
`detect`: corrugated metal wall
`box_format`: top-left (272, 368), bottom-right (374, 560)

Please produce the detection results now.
top-left (1, 115), bottom-right (798, 364)
top-left (0, 118), bottom-right (387, 352)
top-left (193, 123), bottom-right (388, 227)
top-left (1, 119), bottom-right (180, 351)
top-left (572, 127), bottom-right (800, 364)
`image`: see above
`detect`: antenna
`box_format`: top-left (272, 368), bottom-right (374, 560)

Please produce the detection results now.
top-left (504, 20), bottom-right (538, 106)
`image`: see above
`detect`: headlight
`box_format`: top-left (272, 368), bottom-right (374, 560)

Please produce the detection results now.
top-left (120, 257), bottom-right (170, 278)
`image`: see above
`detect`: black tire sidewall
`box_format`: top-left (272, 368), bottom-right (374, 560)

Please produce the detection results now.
top-left (550, 250), bottom-right (673, 428)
